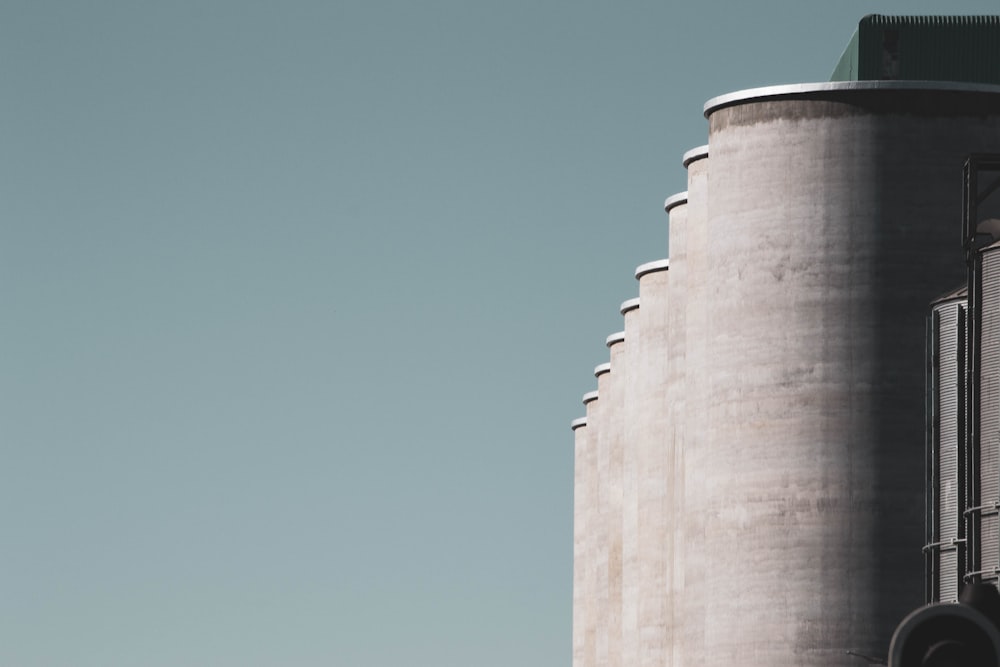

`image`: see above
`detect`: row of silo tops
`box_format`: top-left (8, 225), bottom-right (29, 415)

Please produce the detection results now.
top-left (570, 255), bottom-right (671, 667)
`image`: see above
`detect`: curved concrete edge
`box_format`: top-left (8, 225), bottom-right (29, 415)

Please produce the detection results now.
top-left (664, 191), bottom-right (688, 213)
top-left (582, 390), bottom-right (599, 405)
top-left (703, 80), bottom-right (1000, 118)
top-left (570, 416), bottom-right (588, 431)
top-left (606, 331), bottom-right (626, 347)
top-left (620, 297), bottom-right (641, 315)
top-left (682, 144), bottom-right (709, 168)
top-left (635, 258), bottom-right (669, 280)
top-left (594, 362), bottom-right (611, 377)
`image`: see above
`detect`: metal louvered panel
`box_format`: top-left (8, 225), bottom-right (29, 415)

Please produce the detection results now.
top-left (930, 297), bottom-right (965, 601)
top-left (983, 515), bottom-right (1000, 576)
top-left (937, 302), bottom-right (961, 544)
top-left (940, 549), bottom-right (960, 602)
top-left (979, 249), bottom-right (1000, 575)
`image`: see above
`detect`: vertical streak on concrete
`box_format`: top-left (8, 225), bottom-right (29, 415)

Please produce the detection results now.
top-left (686, 143), bottom-right (712, 667)
top-left (572, 416), bottom-right (590, 667)
top-left (635, 261), bottom-right (671, 667)
top-left (664, 191), bottom-right (689, 667)
top-left (620, 302), bottom-right (642, 667)
top-left (606, 337), bottom-right (626, 667)
top-left (594, 361), bottom-right (612, 667)
top-left (582, 388), bottom-right (600, 667)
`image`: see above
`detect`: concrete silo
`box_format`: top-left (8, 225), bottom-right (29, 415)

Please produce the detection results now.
top-left (588, 362), bottom-right (620, 665)
top-left (632, 260), bottom-right (670, 667)
top-left (571, 415), bottom-right (591, 667)
top-left (601, 327), bottom-right (627, 667)
top-left (925, 286), bottom-right (967, 603)
top-left (679, 146), bottom-right (710, 667)
top-left (581, 388), bottom-right (600, 667)
top-left (618, 300), bottom-right (641, 667)
top-left (662, 192), bottom-right (687, 667)
top-left (692, 81), bottom-right (1000, 667)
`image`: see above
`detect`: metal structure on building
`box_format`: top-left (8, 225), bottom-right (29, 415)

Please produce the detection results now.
top-left (925, 285), bottom-right (967, 604)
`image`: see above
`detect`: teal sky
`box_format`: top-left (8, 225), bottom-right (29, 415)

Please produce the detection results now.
top-left (3, 2), bottom-right (998, 665)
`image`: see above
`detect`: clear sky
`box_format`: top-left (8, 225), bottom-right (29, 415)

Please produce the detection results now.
top-left (3, 1), bottom-right (998, 665)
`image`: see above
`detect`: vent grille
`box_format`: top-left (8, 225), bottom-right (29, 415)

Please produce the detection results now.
top-left (979, 252), bottom-right (1000, 575)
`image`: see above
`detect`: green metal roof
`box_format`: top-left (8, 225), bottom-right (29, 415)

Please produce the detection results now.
top-left (830, 15), bottom-right (1000, 84)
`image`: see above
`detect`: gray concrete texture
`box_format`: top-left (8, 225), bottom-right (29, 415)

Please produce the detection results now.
top-left (663, 196), bottom-right (687, 667)
top-left (571, 416), bottom-right (589, 667)
top-left (678, 151), bottom-right (708, 667)
top-left (695, 87), bottom-right (1000, 667)
top-left (634, 263), bottom-right (671, 667)
top-left (621, 305), bottom-right (641, 667)
top-left (604, 336), bottom-right (626, 667)
top-left (594, 360), bottom-right (612, 667)
top-left (581, 388), bottom-right (600, 667)
top-left (570, 82), bottom-right (1000, 667)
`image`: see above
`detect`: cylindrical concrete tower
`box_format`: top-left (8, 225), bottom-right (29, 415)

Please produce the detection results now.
top-left (633, 260), bottom-right (671, 667)
top-left (679, 146), bottom-right (709, 667)
top-left (663, 191), bottom-right (688, 667)
top-left (582, 389), bottom-right (600, 667)
top-left (572, 415), bottom-right (591, 667)
top-left (618, 301), bottom-right (642, 667)
top-left (602, 328), bottom-right (627, 667)
top-left (692, 81), bottom-right (1000, 667)
top-left (593, 360), bottom-right (614, 667)
top-left (926, 286), bottom-right (967, 603)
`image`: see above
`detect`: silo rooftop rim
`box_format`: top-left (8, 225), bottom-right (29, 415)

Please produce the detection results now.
top-left (682, 145), bottom-right (709, 167)
top-left (703, 80), bottom-right (1000, 118)
top-left (620, 297), bottom-right (641, 314)
top-left (635, 259), bottom-right (669, 279)
top-left (664, 191), bottom-right (688, 213)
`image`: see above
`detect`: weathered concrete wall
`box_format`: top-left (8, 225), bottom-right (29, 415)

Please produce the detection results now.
top-left (696, 84), bottom-right (1000, 667)
top-left (680, 148), bottom-right (709, 667)
top-left (633, 260), bottom-right (670, 667)
top-left (582, 388), bottom-right (600, 667)
top-left (663, 192), bottom-right (688, 667)
top-left (619, 303), bottom-right (641, 667)
top-left (606, 337), bottom-right (626, 667)
top-left (571, 415), bottom-right (590, 667)
top-left (594, 361), bottom-right (612, 667)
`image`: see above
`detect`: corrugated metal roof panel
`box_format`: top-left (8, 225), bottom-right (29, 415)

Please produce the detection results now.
top-left (830, 15), bottom-right (1000, 84)
top-left (931, 283), bottom-right (969, 305)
